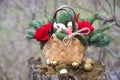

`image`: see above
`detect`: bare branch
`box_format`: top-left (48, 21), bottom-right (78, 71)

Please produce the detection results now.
top-left (105, 0), bottom-right (113, 16)
top-left (113, 0), bottom-right (116, 18)
top-left (98, 0), bottom-right (110, 15)
top-left (54, 0), bottom-right (58, 11)
top-left (105, 47), bottom-right (120, 59)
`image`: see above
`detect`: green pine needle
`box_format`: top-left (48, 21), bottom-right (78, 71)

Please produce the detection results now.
top-left (90, 33), bottom-right (102, 41)
top-left (89, 13), bottom-right (101, 24)
top-left (29, 19), bottom-right (45, 29)
top-left (25, 34), bottom-right (34, 39)
top-left (40, 42), bottom-right (46, 49)
top-left (86, 22), bottom-right (115, 47)
top-left (90, 33), bottom-right (113, 47)
top-left (25, 28), bottom-right (35, 39)
top-left (93, 22), bottom-right (115, 33)
top-left (35, 19), bottom-right (45, 26)
top-left (29, 20), bottom-right (40, 28)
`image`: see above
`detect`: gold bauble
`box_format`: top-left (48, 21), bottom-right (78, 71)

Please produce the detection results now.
top-left (84, 63), bottom-right (92, 71)
top-left (85, 58), bottom-right (94, 64)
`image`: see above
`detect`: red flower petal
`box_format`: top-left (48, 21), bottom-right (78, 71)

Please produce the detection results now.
top-left (76, 20), bottom-right (94, 34)
top-left (34, 22), bottom-right (52, 41)
top-left (40, 34), bottom-right (50, 41)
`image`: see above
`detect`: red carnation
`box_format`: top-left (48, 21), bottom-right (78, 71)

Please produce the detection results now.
top-left (76, 13), bottom-right (94, 34)
top-left (34, 22), bottom-right (52, 41)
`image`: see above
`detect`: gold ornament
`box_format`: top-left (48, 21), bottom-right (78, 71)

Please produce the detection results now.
top-left (85, 58), bottom-right (94, 64)
top-left (84, 63), bottom-right (92, 71)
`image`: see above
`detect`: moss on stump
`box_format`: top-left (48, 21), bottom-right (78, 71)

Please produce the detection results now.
top-left (36, 61), bottom-right (105, 80)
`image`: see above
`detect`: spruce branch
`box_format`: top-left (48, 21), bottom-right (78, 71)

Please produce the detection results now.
top-left (93, 22), bottom-right (115, 34)
top-left (25, 28), bottom-right (35, 39)
top-left (89, 13), bottom-right (101, 24)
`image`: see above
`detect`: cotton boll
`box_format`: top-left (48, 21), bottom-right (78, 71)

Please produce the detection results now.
top-left (53, 22), bottom-right (57, 28)
top-left (53, 22), bottom-right (66, 30)
top-left (67, 21), bottom-right (72, 28)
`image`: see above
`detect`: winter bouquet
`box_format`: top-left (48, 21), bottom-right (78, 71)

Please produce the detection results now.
top-left (26, 5), bottom-right (115, 65)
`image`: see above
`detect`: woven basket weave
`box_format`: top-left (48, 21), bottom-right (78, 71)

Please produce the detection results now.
top-left (43, 5), bottom-right (87, 64)
top-left (43, 34), bottom-right (86, 64)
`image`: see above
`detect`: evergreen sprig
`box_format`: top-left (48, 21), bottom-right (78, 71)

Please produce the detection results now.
top-left (25, 19), bottom-right (46, 39)
top-left (26, 11), bottom-right (115, 48)
top-left (89, 13), bottom-right (101, 24)
top-left (29, 19), bottom-right (45, 29)
top-left (25, 28), bottom-right (35, 39)
top-left (86, 22), bottom-right (115, 47)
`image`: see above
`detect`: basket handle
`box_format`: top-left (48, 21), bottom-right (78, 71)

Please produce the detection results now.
top-left (51, 6), bottom-right (76, 34)
top-left (57, 5), bottom-right (76, 18)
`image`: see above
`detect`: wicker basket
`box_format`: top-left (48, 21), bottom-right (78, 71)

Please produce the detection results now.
top-left (43, 5), bottom-right (88, 64)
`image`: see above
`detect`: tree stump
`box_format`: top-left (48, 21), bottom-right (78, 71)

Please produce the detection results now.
top-left (28, 56), bottom-right (41, 80)
top-left (28, 57), bottom-right (108, 80)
